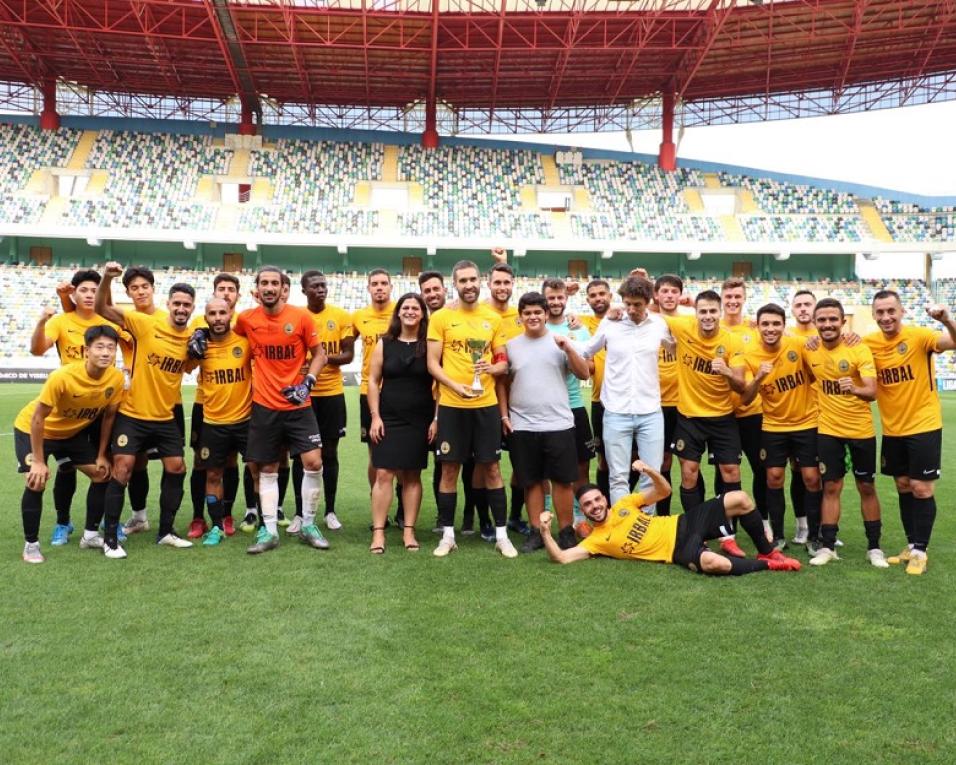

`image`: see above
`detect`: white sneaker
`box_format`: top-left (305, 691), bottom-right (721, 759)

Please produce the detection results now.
top-left (124, 517), bottom-right (150, 534)
top-left (809, 547), bottom-right (840, 566)
top-left (157, 533), bottom-right (193, 549)
top-left (433, 538), bottom-right (458, 557)
top-left (103, 543), bottom-right (127, 559)
top-left (792, 527), bottom-right (809, 545)
top-left (79, 534), bottom-right (104, 549)
top-left (22, 541), bottom-right (44, 564)
top-left (835, 538), bottom-right (844, 547)
top-left (866, 548), bottom-right (890, 568)
top-left (495, 538), bottom-right (519, 559)
top-left (325, 512), bottom-right (342, 530)
top-left (286, 516), bottom-right (303, 535)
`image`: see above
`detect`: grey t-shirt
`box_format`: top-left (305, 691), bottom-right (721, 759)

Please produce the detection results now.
top-left (505, 333), bottom-right (574, 432)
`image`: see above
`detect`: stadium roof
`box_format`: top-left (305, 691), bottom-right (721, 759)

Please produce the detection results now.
top-left (1, 0), bottom-right (955, 132)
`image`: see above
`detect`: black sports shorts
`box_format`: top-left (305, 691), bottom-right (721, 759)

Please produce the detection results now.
top-left (508, 428), bottom-right (578, 487)
top-left (199, 420), bottom-right (250, 469)
top-left (246, 403), bottom-right (322, 464)
top-left (111, 412), bottom-right (184, 458)
top-left (671, 496), bottom-right (736, 571)
top-left (435, 405), bottom-right (502, 464)
top-left (15, 427), bottom-right (98, 472)
top-left (817, 433), bottom-right (875, 483)
top-left (672, 413), bottom-right (741, 465)
top-left (880, 429), bottom-right (941, 481)
top-left (761, 427), bottom-right (818, 469)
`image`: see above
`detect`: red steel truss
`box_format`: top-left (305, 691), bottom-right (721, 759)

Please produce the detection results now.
top-left (0, 0), bottom-right (954, 131)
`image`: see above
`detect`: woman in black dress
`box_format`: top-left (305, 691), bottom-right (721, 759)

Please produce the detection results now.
top-left (367, 293), bottom-right (436, 553)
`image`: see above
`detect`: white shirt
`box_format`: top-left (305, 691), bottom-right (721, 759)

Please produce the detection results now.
top-left (579, 313), bottom-right (672, 415)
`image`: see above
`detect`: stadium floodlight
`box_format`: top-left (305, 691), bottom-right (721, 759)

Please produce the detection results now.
top-left (601, 250), bottom-right (613, 260)
top-left (183, 240), bottom-right (196, 250)
top-left (247, 243), bottom-right (258, 252)
top-left (775, 251), bottom-right (790, 261)
top-left (687, 251), bottom-right (702, 261)
top-left (86, 237), bottom-right (101, 247)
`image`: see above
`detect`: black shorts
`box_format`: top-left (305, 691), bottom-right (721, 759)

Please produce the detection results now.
top-left (817, 433), bottom-right (876, 483)
top-left (761, 428), bottom-right (818, 469)
top-left (359, 394), bottom-right (372, 444)
top-left (671, 496), bottom-right (736, 570)
top-left (881, 430), bottom-right (942, 481)
top-left (246, 403), bottom-right (322, 464)
top-left (311, 394), bottom-right (346, 447)
top-left (672, 413), bottom-right (741, 465)
top-left (199, 420), bottom-right (250, 469)
top-left (147, 402), bottom-right (185, 460)
top-left (112, 412), bottom-right (184, 458)
top-left (435, 405), bottom-right (502, 464)
top-left (189, 402), bottom-right (204, 450)
top-left (572, 407), bottom-right (596, 463)
top-left (662, 406), bottom-right (678, 454)
top-left (15, 427), bottom-right (98, 472)
top-left (509, 429), bottom-right (578, 487)
top-left (591, 401), bottom-right (605, 456)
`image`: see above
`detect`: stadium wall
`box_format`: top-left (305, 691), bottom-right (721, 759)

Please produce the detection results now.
top-left (5, 114), bottom-right (955, 209)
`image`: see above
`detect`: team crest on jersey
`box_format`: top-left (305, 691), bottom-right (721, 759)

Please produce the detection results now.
top-left (232, 346), bottom-right (243, 358)
top-left (283, 323), bottom-right (294, 335)
top-left (715, 345), bottom-right (726, 356)
top-left (675, 439), bottom-right (685, 452)
top-left (897, 342), bottom-right (908, 354)
top-left (482, 322), bottom-right (491, 330)
top-left (327, 320), bottom-right (336, 330)
top-left (440, 441), bottom-right (451, 454)
top-left (104, 387), bottom-right (115, 399)
top-left (200, 447), bottom-right (210, 460)
top-left (838, 360), bottom-right (850, 372)
top-left (787, 351), bottom-right (798, 362)
top-left (117, 434), bottom-right (128, 447)
top-left (618, 508), bottom-right (629, 518)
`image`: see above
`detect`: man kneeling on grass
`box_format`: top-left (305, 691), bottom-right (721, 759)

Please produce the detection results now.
top-left (540, 460), bottom-right (802, 575)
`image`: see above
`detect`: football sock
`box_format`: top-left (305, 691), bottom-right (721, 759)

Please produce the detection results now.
top-left (158, 470), bottom-right (185, 538)
top-left (277, 465), bottom-right (290, 509)
top-left (52, 467), bottom-right (76, 526)
top-left (727, 558), bottom-right (770, 576)
top-left (85, 481), bottom-right (108, 532)
top-left (223, 465), bottom-right (239, 517)
top-left (103, 478), bottom-right (127, 547)
top-left (301, 469), bottom-right (323, 526)
top-left (766, 487), bottom-right (786, 540)
top-left (656, 465), bottom-right (672, 516)
top-left (128, 469), bottom-right (149, 515)
top-left (323, 449), bottom-right (339, 515)
top-left (820, 523), bottom-right (839, 551)
top-left (437, 491), bottom-right (457, 529)
top-left (509, 485), bottom-right (525, 523)
top-left (790, 469), bottom-right (807, 519)
top-left (737, 506), bottom-right (774, 555)
top-left (897, 491), bottom-right (915, 544)
top-left (21, 487), bottom-right (43, 543)
top-left (190, 468), bottom-right (206, 521)
top-left (911, 496), bottom-right (936, 552)
top-left (258, 472), bottom-right (279, 536)
top-left (487, 486), bottom-right (507, 527)
top-left (206, 494), bottom-right (224, 529)
top-left (805, 489), bottom-right (823, 541)
top-left (863, 519), bottom-right (882, 551)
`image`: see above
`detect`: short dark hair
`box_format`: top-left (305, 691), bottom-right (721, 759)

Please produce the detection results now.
top-left (368, 268), bottom-right (390, 283)
top-left (169, 282), bottom-right (195, 300)
top-left (518, 291), bottom-right (547, 313)
top-left (696, 289), bottom-right (721, 306)
top-left (489, 262), bottom-right (514, 278)
top-left (541, 277), bottom-right (566, 293)
top-left (418, 270), bottom-right (443, 287)
top-left (84, 325), bottom-right (120, 345)
top-left (814, 297), bottom-right (845, 319)
top-left (122, 266), bottom-right (154, 288)
top-left (586, 279), bottom-right (610, 293)
top-left (792, 289), bottom-right (815, 302)
top-left (721, 277), bottom-right (746, 293)
top-left (451, 260), bottom-right (479, 280)
top-left (300, 269), bottom-right (325, 288)
top-left (213, 273), bottom-right (240, 290)
top-left (574, 482), bottom-right (603, 502)
top-left (654, 273), bottom-right (683, 293)
top-left (756, 303), bottom-right (786, 322)
top-left (872, 289), bottom-right (901, 305)
top-left (255, 265), bottom-right (283, 285)
top-left (618, 276), bottom-right (653, 303)
top-left (71, 269), bottom-right (100, 288)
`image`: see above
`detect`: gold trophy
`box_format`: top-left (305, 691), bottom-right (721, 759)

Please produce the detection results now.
top-left (467, 338), bottom-right (489, 394)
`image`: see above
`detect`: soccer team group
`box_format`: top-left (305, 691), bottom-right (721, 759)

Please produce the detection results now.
top-left (15, 253), bottom-right (954, 577)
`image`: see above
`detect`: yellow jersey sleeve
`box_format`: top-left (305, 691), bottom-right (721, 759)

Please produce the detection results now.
top-left (864, 326), bottom-right (942, 436)
top-left (578, 494), bottom-right (678, 563)
top-left (581, 315), bottom-right (606, 403)
top-left (353, 303), bottom-right (394, 395)
top-left (427, 307), bottom-right (499, 409)
top-left (45, 313), bottom-right (121, 365)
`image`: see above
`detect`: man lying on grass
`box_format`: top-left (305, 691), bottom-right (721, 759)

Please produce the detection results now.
top-left (540, 460), bottom-right (802, 575)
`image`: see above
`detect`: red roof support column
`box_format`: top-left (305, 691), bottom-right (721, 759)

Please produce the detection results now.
top-left (421, 0), bottom-right (440, 149)
top-left (39, 79), bottom-right (59, 131)
top-left (658, 91), bottom-right (676, 172)
top-left (239, 101), bottom-right (256, 136)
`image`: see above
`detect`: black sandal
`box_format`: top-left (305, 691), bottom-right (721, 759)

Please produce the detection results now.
top-left (403, 526), bottom-right (420, 551)
top-left (370, 526), bottom-right (386, 555)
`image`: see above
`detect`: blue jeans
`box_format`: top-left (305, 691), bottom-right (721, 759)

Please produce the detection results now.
top-left (602, 409), bottom-right (665, 511)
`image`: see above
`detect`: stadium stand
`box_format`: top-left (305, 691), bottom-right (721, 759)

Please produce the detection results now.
top-left (873, 197), bottom-right (956, 242)
top-left (0, 123), bottom-right (80, 224)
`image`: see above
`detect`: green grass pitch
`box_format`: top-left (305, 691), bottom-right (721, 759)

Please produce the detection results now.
top-left (1, 384), bottom-right (954, 763)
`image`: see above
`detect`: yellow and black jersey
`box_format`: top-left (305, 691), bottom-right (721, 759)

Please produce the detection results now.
top-left (15, 363), bottom-right (124, 440)
top-left (863, 325), bottom-right (942, 436)
top-left (722, 319), bottom-right (762, 418)
top-left (742, 336), bottom-right (816, 432)
top-left (120, 310), bottom-right (190, 421)
top-left (427, 305), bottom-right (507, 409)
top-left (118, 307), bottom-right (168, 369)
top-left (579, 493), bottom-right (679, 563)
top-left (486, 302), bottom-right (524, 344)
top-left (352, 302), bottom-right (395, 395)
top-left (188, 313), bottom-right (237, 405)
top-left (805, 341), bottom-right (877, 438)
top-left (665, 316), bottom-right (746, 418)
top-left (789, 323), bottom-right (818, 340)
top-left (193, 332), bottom-right (252, 425)
top-left (581, 314), bottom-right (605, 403)
top-left (44, 312), bottom-right (121, 365)
top-left (306, 304), bottom-right (353, 397)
